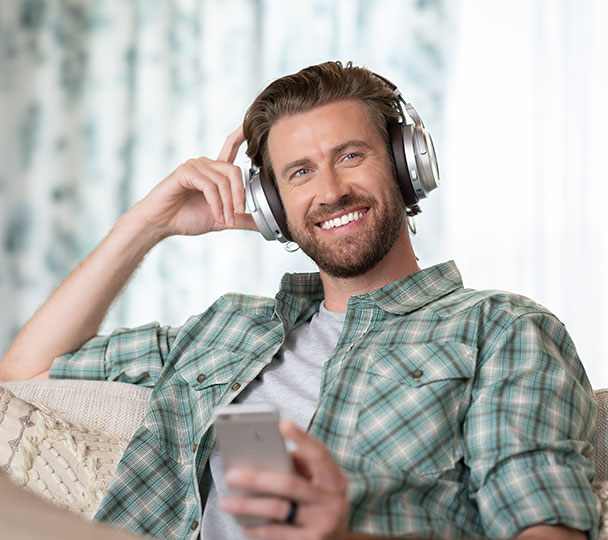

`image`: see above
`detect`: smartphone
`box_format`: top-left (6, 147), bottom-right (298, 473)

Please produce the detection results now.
top-left (212, 402), bottom-right (294, 526)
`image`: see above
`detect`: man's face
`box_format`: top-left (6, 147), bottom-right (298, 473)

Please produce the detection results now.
top-left (267, 99), bottom-right (406, 278)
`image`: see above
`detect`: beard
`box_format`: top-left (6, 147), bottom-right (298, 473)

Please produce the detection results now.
top-left (287, 180), bottom-right (406, 279)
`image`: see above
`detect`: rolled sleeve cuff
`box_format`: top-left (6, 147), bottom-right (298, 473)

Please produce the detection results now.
top-left (477, 465), bottom-right (601, 539)
top-left (49, 335), bottom-right (109, 381)
top-left (48, 322), bottom-right (167, 386)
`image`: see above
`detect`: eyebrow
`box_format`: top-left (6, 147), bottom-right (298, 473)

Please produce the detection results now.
top-left (280, 139), bottom-right (372, 178)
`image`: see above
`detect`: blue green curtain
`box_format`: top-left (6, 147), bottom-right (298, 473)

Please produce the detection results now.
top-left (0, 0), bottom-right (453, 353)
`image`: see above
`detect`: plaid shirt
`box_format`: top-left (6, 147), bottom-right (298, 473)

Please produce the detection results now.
top-left (49, 261), bottom-right (600, 539)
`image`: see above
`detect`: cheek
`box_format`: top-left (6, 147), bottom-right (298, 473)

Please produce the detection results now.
top-left (282, 201), bottom-right (306, 232)
top-left (281, 187), bottom-right (314, 221)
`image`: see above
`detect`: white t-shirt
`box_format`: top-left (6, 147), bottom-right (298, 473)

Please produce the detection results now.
top-left (200, 302), bottom-right (346, 539)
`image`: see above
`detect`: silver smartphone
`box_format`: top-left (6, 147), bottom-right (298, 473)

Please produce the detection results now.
top-left (212, 402), bottom-right (294, 526)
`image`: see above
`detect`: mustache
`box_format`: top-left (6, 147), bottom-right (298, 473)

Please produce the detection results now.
top-left (306, 194), bottom-right (375, 225)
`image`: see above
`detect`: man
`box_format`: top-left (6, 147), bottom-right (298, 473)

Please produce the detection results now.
top-left (0, 62), bottom-right (600, 539)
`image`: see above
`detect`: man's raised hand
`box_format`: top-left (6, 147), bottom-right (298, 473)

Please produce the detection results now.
top-left (132, 125), bottom-right (257, 240)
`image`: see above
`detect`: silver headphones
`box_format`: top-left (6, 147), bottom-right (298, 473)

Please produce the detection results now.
top-left (244, 73), bottom-right (440, 243)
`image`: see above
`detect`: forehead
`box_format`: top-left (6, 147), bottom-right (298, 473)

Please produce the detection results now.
top-left (267, 99), bottom-right (383, 170)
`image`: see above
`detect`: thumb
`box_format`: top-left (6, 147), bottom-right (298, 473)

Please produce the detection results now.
top-left (234, 212), bottom-right (258, 232)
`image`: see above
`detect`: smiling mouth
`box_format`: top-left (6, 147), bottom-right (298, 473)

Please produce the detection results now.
top-left (318, 209), bottom-right (368, 230)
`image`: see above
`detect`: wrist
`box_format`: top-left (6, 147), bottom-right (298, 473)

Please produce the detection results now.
top-left (121, 203), bottom-right (171, 250)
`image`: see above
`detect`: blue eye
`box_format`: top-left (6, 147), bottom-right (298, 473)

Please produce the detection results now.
top-left (343, 152), bottom-right (361, 162)
top-left (294, 168), bottom-right (310, 177)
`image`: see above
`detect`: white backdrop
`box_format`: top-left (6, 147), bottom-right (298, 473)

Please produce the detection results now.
top-left (422, 0), bottom-right (608, 386)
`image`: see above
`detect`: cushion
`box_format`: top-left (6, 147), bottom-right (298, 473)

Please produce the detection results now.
top-left (595, 390), bottom-right (608, 482)
top-left (0, 385), bottom-right (128, 519)
top-left (2, 379), bottom-right (152, 441)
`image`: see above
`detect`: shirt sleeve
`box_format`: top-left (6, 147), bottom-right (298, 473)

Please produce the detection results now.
top-left (48, 321), bottom-right (179, 387)
top-left (465, 311), bottom-right (601, 539)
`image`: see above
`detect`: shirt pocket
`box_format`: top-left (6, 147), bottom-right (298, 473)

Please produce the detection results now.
top-left (144, 348), bottom-right (241, 463)
top-left (173, 347), bottom-right (242, 391)
top-left (354, 342), bottom-right (476, 477)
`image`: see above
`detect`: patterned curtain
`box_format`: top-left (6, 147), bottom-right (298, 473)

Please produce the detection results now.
top-left (0, 1), bottom-right (452, 352)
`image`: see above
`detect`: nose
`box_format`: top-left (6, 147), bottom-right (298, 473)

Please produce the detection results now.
top-left (316, 165), bottom-right (351, 205)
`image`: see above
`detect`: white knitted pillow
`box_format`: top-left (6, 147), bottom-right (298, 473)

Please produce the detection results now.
top-left (2, 379), bottom-right (152, 441)
top-left (0, 385), bottom-right (128, 519)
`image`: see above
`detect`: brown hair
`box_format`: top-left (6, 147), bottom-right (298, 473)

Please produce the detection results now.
top-left (243, 61), bottom-right (421, 219)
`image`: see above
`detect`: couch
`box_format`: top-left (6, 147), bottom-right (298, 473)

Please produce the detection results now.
top-left (1, 379), bottom-right (607, 537)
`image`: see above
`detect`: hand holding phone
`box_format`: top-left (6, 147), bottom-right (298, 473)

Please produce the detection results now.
top-left (212, 402), bottom-right (294, 526)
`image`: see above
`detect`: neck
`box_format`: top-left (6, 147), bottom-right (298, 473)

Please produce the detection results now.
top-left (320, 227), bottom-right (420, 312)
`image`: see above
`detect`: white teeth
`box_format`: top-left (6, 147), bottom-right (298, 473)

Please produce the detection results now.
top-left (320, 210), bottom-right (365, 230)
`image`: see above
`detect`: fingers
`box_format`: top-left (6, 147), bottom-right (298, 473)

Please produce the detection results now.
top-left (220, 495), bottom-right (346, 540)
top-left (224, 468), bottom-right (317, 505)
top-left (215, 126), bottom-right (247, 217)
top-left (220, 487), bottom-right (348, 540)
top-left (141, 126), bottom-right (248, 236)
top-left (280, 421), bottom-right (348, 494)
top-left (220, 495), bottom-right (295, 524)
top-left (179, 161), bottom-right (225, 225)
top-left (222, 435), bottom-right (350, 539)
top-left (184, 157), bottom-right (246, 226)
top-left (242, 508), bottom-right (348, 540)
top-left (186, 159), bottom-right (232, 226)
top-left (217, 124), bottom-right (245, 163)
top-left (234, 212), bottom-right (259, 232)
top-left (173, 125), bottom-right (246, 228)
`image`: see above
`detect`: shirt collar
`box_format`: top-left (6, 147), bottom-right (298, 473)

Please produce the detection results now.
top-left (361, 260), bottom-right (463, 314)
top-left (275, 272), bottom-right (325, 328)
top-left (278, 272), bottom-right (325, 299)
top-left (276, 261), bottom-right (463, 318)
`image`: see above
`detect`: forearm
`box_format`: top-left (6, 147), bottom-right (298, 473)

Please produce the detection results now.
top-left (0, 128), bottom-right (252, 381)
top-left (0, 207), bottom-right (164, 381)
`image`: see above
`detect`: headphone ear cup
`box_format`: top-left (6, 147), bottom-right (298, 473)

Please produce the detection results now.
top-left (389, 120), bottom-right (440, 205)
top-left (389, 121), bottom-right (418, 206)
top-left (245, 165), bottom-right (292, 243)
top-left (258, 169), bottom-right (292, 242)
top-left (412, 124), bottom-right (441, 196)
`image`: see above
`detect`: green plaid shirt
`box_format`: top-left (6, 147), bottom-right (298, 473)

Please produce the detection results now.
top-left (49, 261), bottom-right (600, 539)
